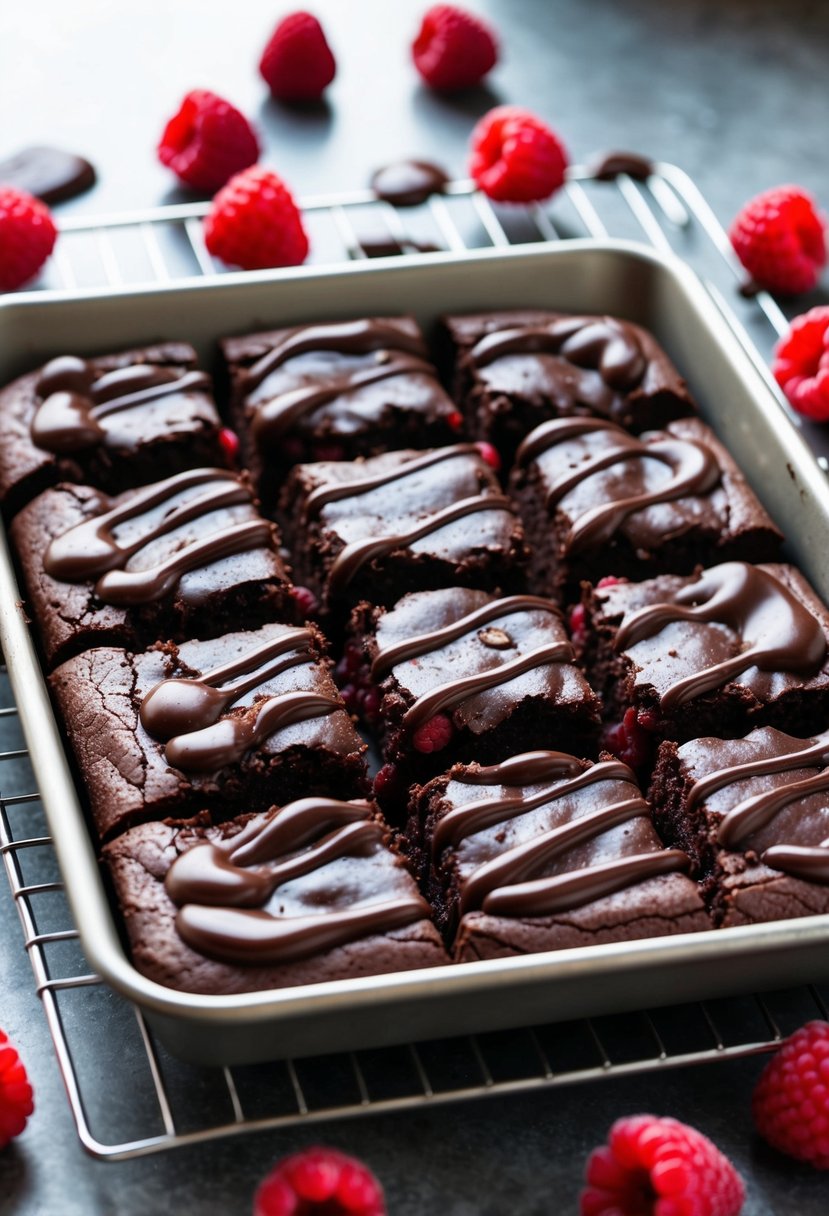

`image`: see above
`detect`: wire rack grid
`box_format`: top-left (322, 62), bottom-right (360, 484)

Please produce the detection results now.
top-left (2, 163), bottom-right (828, 1162)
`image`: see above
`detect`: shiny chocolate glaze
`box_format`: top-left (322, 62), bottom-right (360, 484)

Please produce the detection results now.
top-left (614, 563), bottom-right (827, 710)
top-left (586, 150), bottom-right (655, 181)
top-left (304, 444), bottom-right (480, 517)
top-left (43, 468), bottom-right (272, 605)
top-left (164, 798), bottom-right (429, 965)
top-left (0, 145), bottom-right (96, 204)
top-left (515, 417), bottom-right (720, 553)
top-left (31, 356), bottom-right (211, 454)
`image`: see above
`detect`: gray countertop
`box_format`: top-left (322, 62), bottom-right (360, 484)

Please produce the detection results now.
top-left (2, 1), bottom-right (829, 1212)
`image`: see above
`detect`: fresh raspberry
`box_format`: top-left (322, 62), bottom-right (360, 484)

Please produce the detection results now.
top-left (204, 166), bottom-right (309, 271)
top-left (0, 1029), bottom-right (34, 1148)
top-left (752, 1019), bottom-right (829, 1168)
top-left (772, 305), bottom-right (829, 421)
top-left (412, 712), bottom-right (454, 753)
top-left (0, 187), bottom-right (57, 292)
top-left (569, 602), bottom-right (586, 646)
top-left (469, 106), bottom-right (569, 204)
top-left (412, 5), bottom-right (498, 92)
top-left (581, 1114), bottom-right (744, 1216)
top-left (729, 186), bottom-right (827, 295)
top-left (596, 576), bottom-right (622, 589)
top-left (447, 409), bottom-right (464, 432)
top-left (254, 1146), bottom-right (386, 1216)
top-left (374, 763), bottom-right (404, 806)
top-left (157, 90), bottom-right (259, 193)
top-left (475, 441), bottom-right (501, 471)
top-left (292, 585), bottom-right (319, 617)
top-left (259, 12), bottom-right (336, 102)
top-left (218, 427), bottom-right (240, 463)
top-left (602, 707), bottom-right (652, 771)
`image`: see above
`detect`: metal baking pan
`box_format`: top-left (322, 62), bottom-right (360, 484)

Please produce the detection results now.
top-left (2, 240), bottom-right (829, 1066)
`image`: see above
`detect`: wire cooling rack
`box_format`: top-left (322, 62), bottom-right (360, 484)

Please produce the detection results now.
top-left (2, 163), bottom-right (829, 1161)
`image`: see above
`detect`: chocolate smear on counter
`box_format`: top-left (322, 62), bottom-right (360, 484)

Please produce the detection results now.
top-left (0, 145), bottom-right (96, 204)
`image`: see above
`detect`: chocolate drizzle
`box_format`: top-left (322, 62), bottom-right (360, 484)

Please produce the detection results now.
top-left (164, 798), bottom-right (429, 965)
top-left (614, 563), bottom-right (827, 710)
top-left (31, 356), bottom-right (211, 454)
top-left (303, 444), bottom-right (480, 517)
top-left (469, 316), bottom-right (647, 414)
top-left (327, 493), bottom-right (514, 594)
top-left (140, 627), bottom-right (343, 772)
top-left (516, 417), bottom-right (720, 553)
top-left (241, 319), bottom-right (443, 447)
top-left (43, 468), bottom-right (273, 605)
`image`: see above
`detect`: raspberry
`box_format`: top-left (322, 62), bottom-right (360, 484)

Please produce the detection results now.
top-left (292, 585), bottom-right (319, 617)
top-left (204, 166), bottom-right (309, 271)
top-left (0, 187), bottom-right (57, 291)
top-left (772, 305), bottom-right (829, 421)
top-left (447, 409), bottom-right (464, 432)
top-left (0, 1029), bottom-right (34, 1148)
top-left (157, 90), bottom-right (259, 193)
top-left (581, 1114), bottom-right (744, 1216)
top-left (602, 707), bottom-right (651, 771)
top-left (752, 1019), bottom-right (829, 1168)
top-left (469, 106), bottom-right (569, 204)
top-left (596, 576), bottom-right (622, 589)
top-left (259, 12), bottom-right (336, 102)
top-left (729, 185), bottom-right (827, 295)
top-left (412, 5), bottom-right (498, 92)
top-left (475, 441), bottom-right (501, 471)
top-left (569, 602), bottom-right (586, 646)
top-left (374, 763), bottom-right (403, 806)
top-left (412, 712), bottom-right (454, 753)
top-left (218, 427), bottom-right (240, 463)
top-left (254, 1146), bottom-right (386, 1216)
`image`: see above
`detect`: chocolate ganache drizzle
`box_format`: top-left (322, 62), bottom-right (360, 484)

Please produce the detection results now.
top-left (469, 316), bottom-right (647, 418)
top-left (614, 563), bottom-right (827, 711)
top-left (372, 596), bottom-right (573, 738)
top-left (43, 468), bottom-right (272, 605)
top-left (437, 752), bottom-right (688, 916)
top-left (241, 320), bottom-right (445, 448)
top-left (164, 798), bottom-right (429, 965)
top-left (686, 729), bottom-right (829, 884)
top-left (31, 355), bottom-right (211, 454)
top-left (140, 627), bottom-right (343, 772)
top-left (516, 418), bottom-right (720, 553)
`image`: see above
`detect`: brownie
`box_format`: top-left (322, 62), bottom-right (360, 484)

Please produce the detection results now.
top-left (0, 343), bottom-right (227, 517)
top-left (347, 588), bottom-right (601, 807)
top-left (103, 799), bottom-right (449, 994)
top-left (279, 444), bottom-right (528, 618)
top-left (650, 727), bottom-right (829, 927)
top-left (509, 416), bottom-right (782, 600)
top-left (442, 310), bottom-right (695, 466)
top-left (49, 622), bottom-right (368, 840)
top-left (581, 562), bottom-right (829, 761)
top-left (11, 467), bottom-right (296, 669)
top-left (411, 750), bottom-right (708, 961)
top-left (220, 316), bottom-right (462, 501)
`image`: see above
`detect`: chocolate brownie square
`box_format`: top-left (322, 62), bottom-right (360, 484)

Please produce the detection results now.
top-left (50, 622), bottom-right (368, 840)
top-left (581, 562), bottom-right (829, 765)
top-left (509, 416), bottom-right (782, 600)
top-left (411, 751), bottom-right (708, 960)
top-left (220, 317), bottom-right (462, 502)
top-left (0, 343), bottom-right (227, 517)
top-left (650, 727), bottom-right (829, 927)
top-left (279, 444), bottom-right (528, 618)
top-left (347, 588), bottom-right (601, 808)
top-left (103, 799), bottom-right (449, 994)
top-left (442, 310), bottom-right (695, 466)
top-left (11, 467), bottom-right (296, 668)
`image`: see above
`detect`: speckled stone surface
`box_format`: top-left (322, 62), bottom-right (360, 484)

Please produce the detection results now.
top-left (2, 1), bottom-right (829, 1212)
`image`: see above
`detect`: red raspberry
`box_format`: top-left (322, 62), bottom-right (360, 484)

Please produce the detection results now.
top-left (0, 1029), bottom-right (34, 1148)
top-left (596, 576), bottom-right (622, 589)
top-left (447, 409), bottom-right (464, 432)
top-left (772, 305), bottom-right (829, 421)
top-left (254, 1146), bottom-right (386, 1216)
top-left (292, 585), bottom-right (319, 617)
top-left (729, 185), bottom-right (827, 295)
top-left (581, 1114), bottom-right (744, 1216)
top-left (602, 707), bottom-right (651, 771)
top-left (752, 1019), bottom-right (829, 1168)
top-left (373, 763), bottom-right (403, 805)
top-left (475, 441), bottom-right (501, 471)
top-left (412, 5), bottom-right (498, 92)
top-left (218, 427), bottom-right (240, 463)
top-left (0, 187), bottom-right (57, 292)
top-left (469, 106), bottom-right (569, 204)
top-left (569, 602), bottom-right (586, 646)
top-left (157, 90), bottom-right (259, 193)
top-left (259, 12), bottom-right (336, 102)
top-left (412, 712), bottom-right (454, 753)
top-left (204, 166), bottom-right (309, 271)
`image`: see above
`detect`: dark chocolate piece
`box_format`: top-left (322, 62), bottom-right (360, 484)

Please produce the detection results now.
top-left (585, 151), bottom-right (655, 181)
top-left (0, 145), bottom-right (96, 204)
top-left (103, 802), bottom-right (449, 994)
top-left (370, 160), bottom-right (449, 206)
top-left (510, 416), bottom-right (782, 598)
top-left (412, 751), bottom-right (708, 960)
top-left (0, 343), bottom-right (227, 517)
